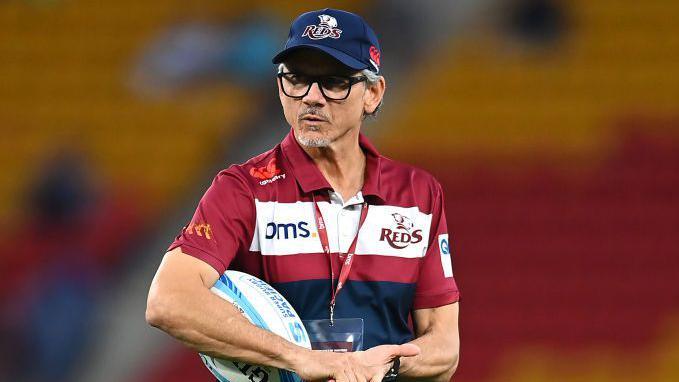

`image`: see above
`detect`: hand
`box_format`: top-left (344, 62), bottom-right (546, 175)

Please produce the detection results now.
top-left (352, 344), bottom-right (418, 382)
top-left (294, 344), bottom-right (420, 382)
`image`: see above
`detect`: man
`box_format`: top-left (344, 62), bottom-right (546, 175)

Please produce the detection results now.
top-left (146, 8), bottom-right (460, 382)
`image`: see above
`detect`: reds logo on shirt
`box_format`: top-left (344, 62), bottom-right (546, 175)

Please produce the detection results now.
top-left (379, 213), bottom-right (423, 249)
top-left (302, 14), bottom-right (342, 40)
top-left (392, 212), bottom-right (414, 231)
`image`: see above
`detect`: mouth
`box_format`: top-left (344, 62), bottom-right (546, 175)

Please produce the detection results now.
top-left (299, 114), bottom-right (328, 123)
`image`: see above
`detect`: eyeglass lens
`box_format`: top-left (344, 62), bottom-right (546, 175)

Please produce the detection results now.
top-left (280, 74), bottom-right (355, 100)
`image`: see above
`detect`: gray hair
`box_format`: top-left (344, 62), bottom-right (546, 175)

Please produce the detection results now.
top-left (276, 64), bottom-right (383, 118)
top-left (361, 68), bottom-right (381, 86)
top-left (361, 69), bottom-right (383, 118)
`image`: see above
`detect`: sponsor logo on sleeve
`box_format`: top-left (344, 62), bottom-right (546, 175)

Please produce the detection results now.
top-left (379, 213), bottom-right (423, 249)
top-left (438, 233), bottom-right (453, 278)
top-left (185, 222), bottom-right (213, 240)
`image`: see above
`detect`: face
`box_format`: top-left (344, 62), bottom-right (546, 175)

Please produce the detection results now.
top-left (277, 50), bottom-right (385, 148)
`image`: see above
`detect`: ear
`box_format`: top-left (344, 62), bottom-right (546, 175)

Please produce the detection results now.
top-left (276, 64), bottom-right (286, 97)
top-left (276, 72), bottom-right (287, 103)
top-left (276, 70), bottom-right (282, 92)
top-left (363, 76), bottom-right (386, 115)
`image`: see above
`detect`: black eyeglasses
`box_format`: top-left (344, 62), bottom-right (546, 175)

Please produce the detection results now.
top-left (277, 72), bottom-right (367, 101)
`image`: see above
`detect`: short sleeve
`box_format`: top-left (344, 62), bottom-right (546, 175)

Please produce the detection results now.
top-left (412, 181), bottom-right (460, 309)
top-left (167, 170), bottom-right (254, 274)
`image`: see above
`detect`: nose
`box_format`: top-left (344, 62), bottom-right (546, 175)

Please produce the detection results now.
top-left (302, 81), bottom-right (326, 106)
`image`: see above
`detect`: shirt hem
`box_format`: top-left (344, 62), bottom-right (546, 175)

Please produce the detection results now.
top-left (412, 290), bottom-right (460, 310)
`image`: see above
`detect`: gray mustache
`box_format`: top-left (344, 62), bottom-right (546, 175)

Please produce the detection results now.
top-left (298, 108), bottom-right (329, 121)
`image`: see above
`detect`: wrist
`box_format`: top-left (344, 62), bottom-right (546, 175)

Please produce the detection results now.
top-left (283, 346), bottom-right (315, 374)
top-left (396, 353), bottom-right (413, 376)
top-left (383, 357), bottom-right (400, 382)
top-left (286, 347), bottom-right (349, 381)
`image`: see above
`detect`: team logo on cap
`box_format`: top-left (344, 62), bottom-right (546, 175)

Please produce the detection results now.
top-left (302, 14), bottom-right (342, 40)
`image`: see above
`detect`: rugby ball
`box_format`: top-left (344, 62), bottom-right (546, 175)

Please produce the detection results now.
top-left (200, 270), bottom-right (311, 382)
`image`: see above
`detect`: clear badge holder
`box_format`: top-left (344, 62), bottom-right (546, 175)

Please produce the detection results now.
top-left (302, 318), bottom-right (364, 352)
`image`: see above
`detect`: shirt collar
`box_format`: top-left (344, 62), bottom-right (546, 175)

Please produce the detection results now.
top-left (281, 127), bottom-right (385, 203)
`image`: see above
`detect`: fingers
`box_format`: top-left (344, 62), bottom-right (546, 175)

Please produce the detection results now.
top-left (376, 343), bottom-right (421, 359)
top-left (332, 353), bottom-right (372, 382)
top-left (356, 368), bottom-right (368, 382)
top-left (344, 369), bottom-right (358, 382)
top-left (395, 343), bottom-right (421, 357)
top-left (334, 372), bottom-right (347, 382)
top-left (336, 365), bottom-right (366, 382)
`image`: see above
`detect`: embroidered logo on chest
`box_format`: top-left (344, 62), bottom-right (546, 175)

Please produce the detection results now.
top-left (379, 213), bottom-right (423, 249)
top-left (250, 158), bottom-right (286, 186)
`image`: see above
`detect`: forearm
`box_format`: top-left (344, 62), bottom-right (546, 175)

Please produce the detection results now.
top-left (146, 280), bottom-right (309, 372)
top-left (398, 328), bottom-right (459, 382)
top-left (145, 250), bottom-right (423, 382)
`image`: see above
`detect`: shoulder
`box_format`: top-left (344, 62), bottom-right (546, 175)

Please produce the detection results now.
top-left (210, 144), bottom-right (284, 195)
top-left (380, 155), bottom-right (442, 189)
top-left (378, 155), bottom-right (444, 212)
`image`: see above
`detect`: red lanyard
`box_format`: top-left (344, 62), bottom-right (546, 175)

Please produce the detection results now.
top-left (312, 193), bottom-right (369, 325)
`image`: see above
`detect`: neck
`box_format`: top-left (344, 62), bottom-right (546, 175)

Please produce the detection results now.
top-left (301, 128), bottom-right (366, 201)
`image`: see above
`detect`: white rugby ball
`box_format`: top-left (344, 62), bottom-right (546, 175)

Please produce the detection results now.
top-left (200, 270), bottom-right (311, 382)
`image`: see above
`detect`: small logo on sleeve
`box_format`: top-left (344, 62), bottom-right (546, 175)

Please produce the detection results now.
top-left (438, 234), bottom-right (453, 278)
top-left (185, 222), bottom-right (213, 240)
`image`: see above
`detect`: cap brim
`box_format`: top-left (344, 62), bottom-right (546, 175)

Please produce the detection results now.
top-left (272, 44), bottom-right (368, 71)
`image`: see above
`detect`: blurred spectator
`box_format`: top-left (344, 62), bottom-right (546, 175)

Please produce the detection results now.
top-left (0, 150), bottom-right (97, 381)
top-left (503, 0), bottom-right (567, 46)
top-left (0, 149), bottom-right (146, 381)
top-left (130, 15), bottom-right (283, 97)
top-left (29, 150), bottom-right (96, 225)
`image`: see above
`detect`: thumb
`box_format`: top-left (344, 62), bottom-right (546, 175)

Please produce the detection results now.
top-left (395, 343), bottom-right (420, 358)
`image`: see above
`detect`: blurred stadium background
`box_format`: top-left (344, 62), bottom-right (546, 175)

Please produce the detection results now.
top-left (1, 0), bottom-right (678, 381)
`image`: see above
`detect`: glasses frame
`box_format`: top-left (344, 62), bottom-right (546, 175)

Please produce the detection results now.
top-left (277, 72), bottom-right (368, 101)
